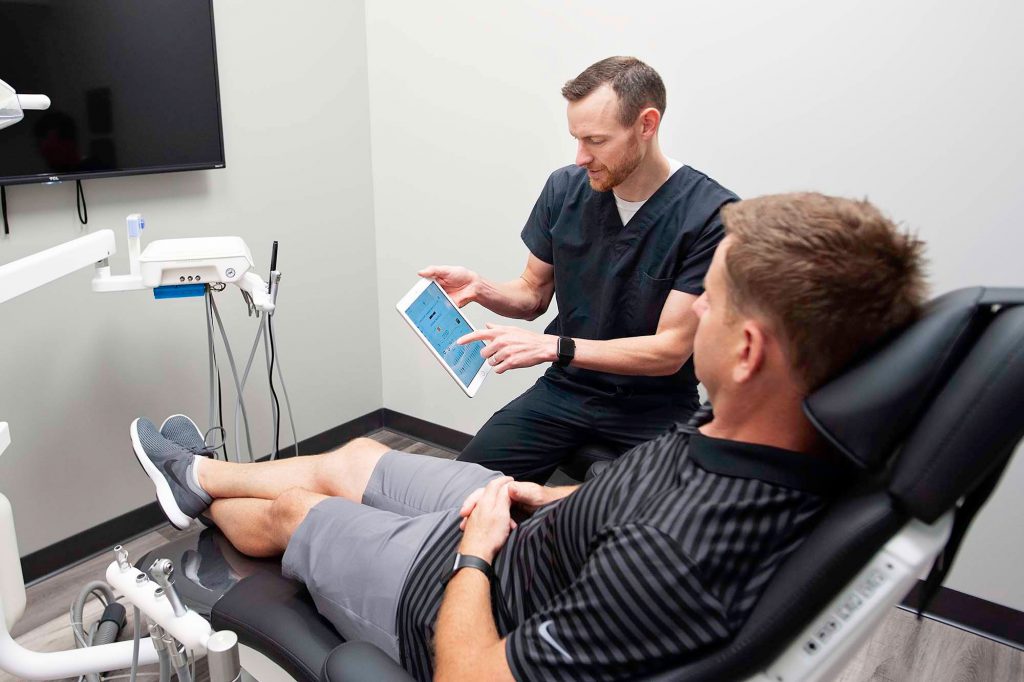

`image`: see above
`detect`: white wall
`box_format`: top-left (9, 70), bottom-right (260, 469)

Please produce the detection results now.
top-left (0, 0), bottom-right (382, 555)
top-left (365, 1), bottom-right (1024, 610)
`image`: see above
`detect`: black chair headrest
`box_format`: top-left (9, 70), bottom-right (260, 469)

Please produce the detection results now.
top-left (804, 287), bottom-right (992, 470)
top-left (890, 303), bottom-right (1024, 521)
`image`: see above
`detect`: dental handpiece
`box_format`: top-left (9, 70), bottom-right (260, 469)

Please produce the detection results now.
top-left (149, 558), bottom-right (188, 617)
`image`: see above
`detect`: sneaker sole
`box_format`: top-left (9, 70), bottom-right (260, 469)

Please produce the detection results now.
top-left (130, 418), bottom-right (194, 531)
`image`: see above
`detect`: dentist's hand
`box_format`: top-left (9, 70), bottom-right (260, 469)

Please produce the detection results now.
top-left (458, 324), bottom-right (558, 374)
top-left (418, 266), bottom-right (480, 307)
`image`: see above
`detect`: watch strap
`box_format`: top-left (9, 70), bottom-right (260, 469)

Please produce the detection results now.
top-left (441, 553), bottom-right (492, 586)
top-left (556, 336), bottom-right (576, 367)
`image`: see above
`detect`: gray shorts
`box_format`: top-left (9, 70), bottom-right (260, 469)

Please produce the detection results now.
top-left (281, 450), bottom-right (501, 660)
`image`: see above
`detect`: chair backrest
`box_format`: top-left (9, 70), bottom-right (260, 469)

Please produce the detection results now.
top-left (655, 287), bottom-right (1024, 681)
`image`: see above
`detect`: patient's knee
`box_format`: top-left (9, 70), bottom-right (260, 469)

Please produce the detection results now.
top-left (270, 487), bottom-right (320, 541)
top-left (342, 437), bottom-right (389, 456)
top-left (317, 438), bottom-right (389, 497)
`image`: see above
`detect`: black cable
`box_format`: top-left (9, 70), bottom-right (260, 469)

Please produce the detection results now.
top-left (269, 315), bottom-right (281, 457)
top-left (1, 185), bottom-right (9, 235)
top-left (76, 180), bottom-right (88, 225)
top-left (214, 300), bottom-right (227, 458)
top-left (216, 372), bottom-right (226, 458)
top-left (266, 240), bottom-right (281, 456)
top-left (207, 289), bottom-right (228, 459)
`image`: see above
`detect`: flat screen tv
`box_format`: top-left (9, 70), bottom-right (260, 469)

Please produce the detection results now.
top-left (0, 0), bottom-right (224, 186)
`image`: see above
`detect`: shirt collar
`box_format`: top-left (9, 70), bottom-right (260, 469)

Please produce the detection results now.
top-left (686, 432), bottom-right (853, 496)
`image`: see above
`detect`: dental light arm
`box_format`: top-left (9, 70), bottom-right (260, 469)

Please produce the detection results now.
top-left (0, 232), bottom-right (115, 305)
top-left (0, 78), bottom-right (49, 132)
top-left (13, 95), bottom-right (49, 110)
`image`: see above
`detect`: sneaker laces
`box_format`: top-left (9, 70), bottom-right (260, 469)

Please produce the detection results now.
top-left (172, 426), bottom-right (225, 458)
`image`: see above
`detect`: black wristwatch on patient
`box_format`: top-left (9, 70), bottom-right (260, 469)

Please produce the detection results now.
top-left (442, 553), bottom-right (493, 585)
top-left (556, 336), bottom-right (576, 367)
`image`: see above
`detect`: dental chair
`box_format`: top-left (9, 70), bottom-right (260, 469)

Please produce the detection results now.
top-left (138, 286), bottom-right (1024, 681)
top-left (557, 443), bottom-right (619, 482)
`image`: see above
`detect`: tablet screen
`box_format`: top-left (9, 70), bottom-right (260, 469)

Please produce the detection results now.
top-left (404, 282), bottom-right (487, 386)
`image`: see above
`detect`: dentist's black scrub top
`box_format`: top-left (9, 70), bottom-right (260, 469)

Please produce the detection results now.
top-left (521, 164), bottom-right (739, 402)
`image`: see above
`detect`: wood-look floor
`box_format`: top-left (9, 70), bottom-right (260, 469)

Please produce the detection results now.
top-left (3, 429), bottom-right (1020, 682)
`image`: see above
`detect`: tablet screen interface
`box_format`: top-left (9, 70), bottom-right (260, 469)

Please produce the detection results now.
top-left (405, 281), bottom-right (487, 385)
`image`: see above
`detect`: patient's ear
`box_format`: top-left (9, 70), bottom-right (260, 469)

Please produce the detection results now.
top-left (732, 320), bottom-right (767, 384)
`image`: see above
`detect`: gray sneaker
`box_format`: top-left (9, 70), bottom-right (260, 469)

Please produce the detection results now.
top-left (160, 414), bottom-right (210, 454)
top-left (131, 418), bottom-right (211, 530)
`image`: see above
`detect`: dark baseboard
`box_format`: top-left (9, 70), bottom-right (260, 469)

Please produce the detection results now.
top-left (290, 409), bottom-right (385, 457)
top-left (20, 411), bottom-right (1024, 653)
top-left (21, 409), bottom-right (386, 585)
top-left (900, 581), bottom-right (1023, 651)
top-left (380, 408), bottom-right (473, 452)
top-left (20, 501), bottom-right (168, 586)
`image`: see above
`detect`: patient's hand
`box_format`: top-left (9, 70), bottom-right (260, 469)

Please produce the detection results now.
top-left (459, 476), bottom-right (516, 563)
top-left (507, 482), bottom-right (550, 515)
top-left (461, 481), bottom-right (577, 528)
top-left (458, 480), bottom-right (512, 530)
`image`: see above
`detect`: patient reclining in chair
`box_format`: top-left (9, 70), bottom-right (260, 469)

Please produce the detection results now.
top-left (131, 193), bottom-right (926, 682)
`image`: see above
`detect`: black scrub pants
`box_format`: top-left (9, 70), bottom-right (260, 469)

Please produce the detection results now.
top-left (457, 375), bottom-right (699, 483)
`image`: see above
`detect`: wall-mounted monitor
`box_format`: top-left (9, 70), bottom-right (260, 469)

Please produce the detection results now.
top-left (0, 0), bottom-right (225, 186)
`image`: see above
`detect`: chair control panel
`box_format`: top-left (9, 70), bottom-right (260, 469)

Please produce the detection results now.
top-left (801, 565), bottom-right (892, 656)
top-left (751, 515), bottom-right (953, 682)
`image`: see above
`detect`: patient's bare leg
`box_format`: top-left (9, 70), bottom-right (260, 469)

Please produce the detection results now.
top-left (209, 488), bottom-right (328, 557)
top-left (198, 437), bottom-right (389, 503)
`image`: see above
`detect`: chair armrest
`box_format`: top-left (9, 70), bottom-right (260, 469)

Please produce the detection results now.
top-left (321, 641), bottom-right (415, 682)
top-left (559, 443), bottom-right (621, 482)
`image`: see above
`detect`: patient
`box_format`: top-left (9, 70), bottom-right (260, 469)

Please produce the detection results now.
top-left (131, 193), bottom-right (925, 681)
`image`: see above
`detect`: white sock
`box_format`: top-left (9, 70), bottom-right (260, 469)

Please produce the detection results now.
top-left (187, 456), bottom-right (212, 504)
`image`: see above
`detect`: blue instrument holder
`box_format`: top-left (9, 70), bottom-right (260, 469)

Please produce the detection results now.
top-left (153, 284), bottom-right (207, 300)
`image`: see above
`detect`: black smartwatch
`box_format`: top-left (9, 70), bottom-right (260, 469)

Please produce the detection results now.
top-left (556, 336), bottom-right (576, 367)
top-left (441, 553), bottom-right (493, 586)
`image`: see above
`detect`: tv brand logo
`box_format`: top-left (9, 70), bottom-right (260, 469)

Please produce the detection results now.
top-left (48, 176), bottom-right (60, 182)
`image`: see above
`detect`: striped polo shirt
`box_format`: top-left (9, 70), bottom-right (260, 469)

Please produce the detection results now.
top-left (396, 415), bottom-right (849, 680)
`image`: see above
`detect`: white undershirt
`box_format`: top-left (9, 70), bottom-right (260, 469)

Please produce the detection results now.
top-left (614, 158), bottom-right (684, 226)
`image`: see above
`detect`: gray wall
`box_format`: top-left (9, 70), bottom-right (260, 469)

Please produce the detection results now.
top-left (0, 0), bottom-right (382, 555)
top-left (365, 1), bottom-right (1024, 611)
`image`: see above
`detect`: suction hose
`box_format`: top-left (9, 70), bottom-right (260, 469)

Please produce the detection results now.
top-left (71, 580), bottom-right (122, 682)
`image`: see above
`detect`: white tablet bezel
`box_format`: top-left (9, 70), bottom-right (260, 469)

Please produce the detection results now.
top-left (396, 277), bottom-right (491, 397)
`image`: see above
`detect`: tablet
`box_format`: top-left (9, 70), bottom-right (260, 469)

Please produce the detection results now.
top-left (396, 278), bottom-right (491, 397)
